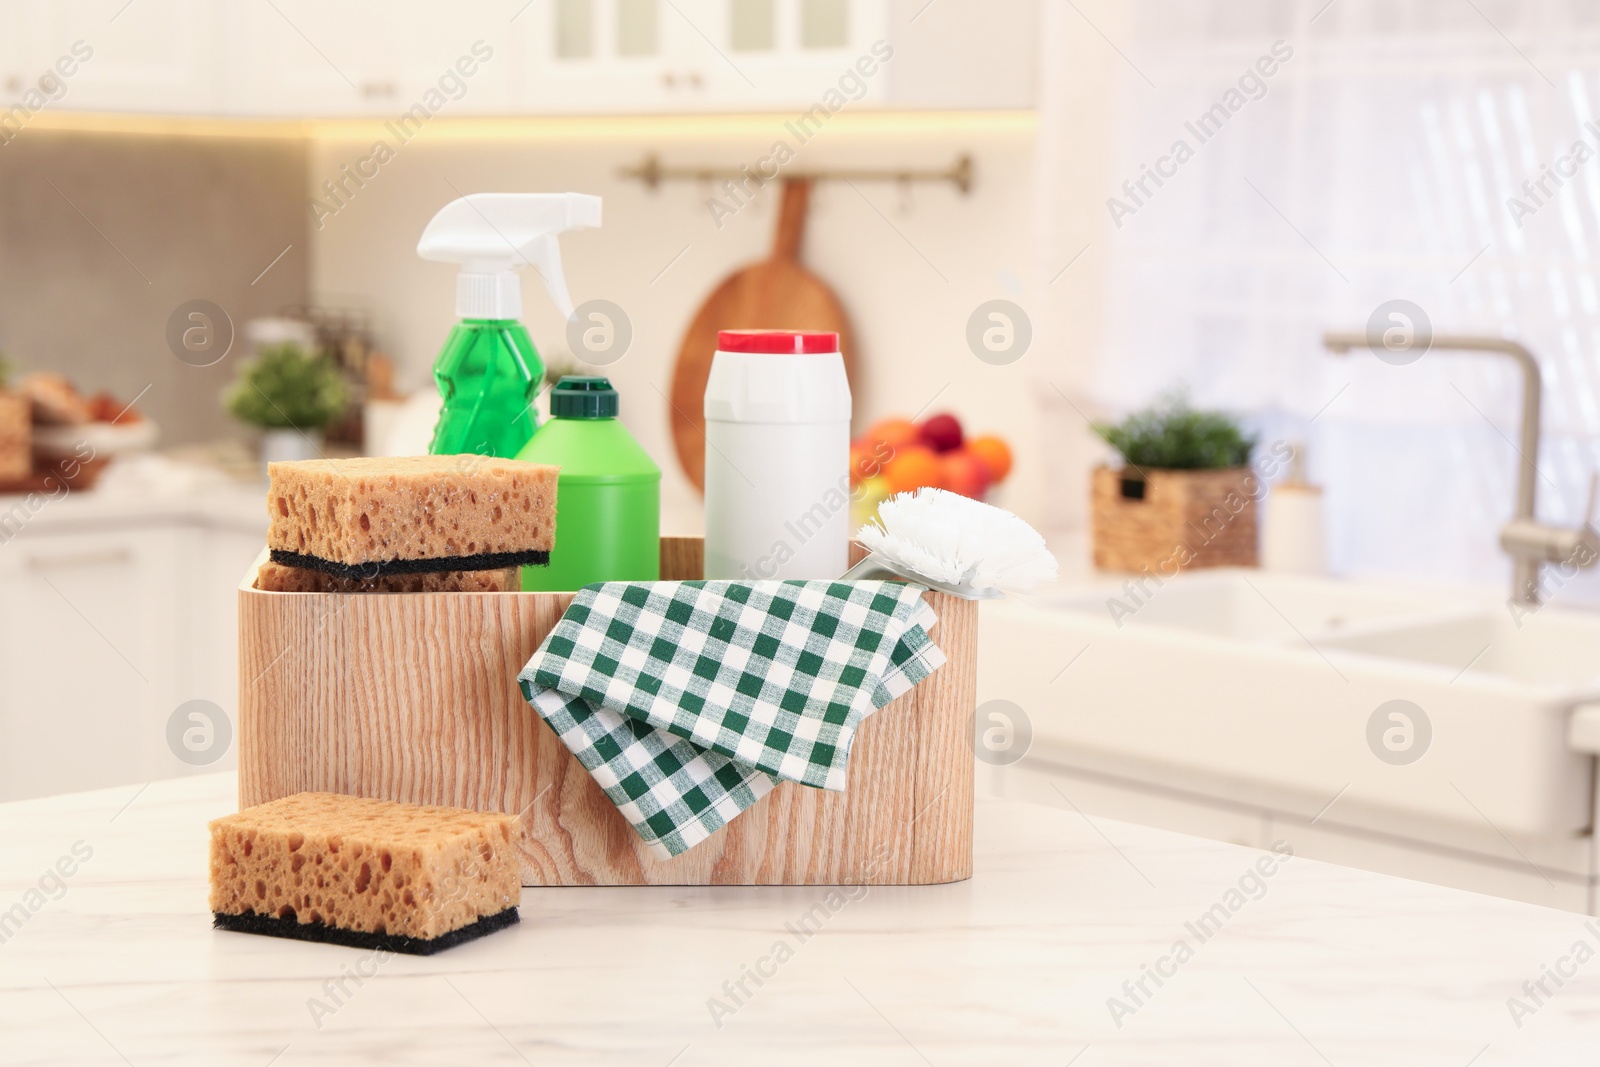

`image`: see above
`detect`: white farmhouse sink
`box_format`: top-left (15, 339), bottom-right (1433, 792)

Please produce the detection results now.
top-left (980, 570), bottom-right (1599, 837)
top-left (1051, 573), bottom-right (1468, 643)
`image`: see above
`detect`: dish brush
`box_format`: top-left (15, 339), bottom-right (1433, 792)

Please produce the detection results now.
top-left (841, 487), bottom-right (1058, 599)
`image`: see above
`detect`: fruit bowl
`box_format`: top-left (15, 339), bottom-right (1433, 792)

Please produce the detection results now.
top-left (32, 418), bottom-right (159, 460)
top-left (849, 412), bottom-right (1014, 526)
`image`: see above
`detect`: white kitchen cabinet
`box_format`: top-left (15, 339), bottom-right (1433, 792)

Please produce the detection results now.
top-left (0, 525), bottom-right (184, 802)
top-left (219, 0), bottom-right (514, 117)
top-left (0, 501), bottom-right (263, 803)
top-left (2, 0), bottom-right (1028, 118)
top-left (515, 0), bottom-right (891, 111)
top-left (6, 0), bottom-right (222, 115)
top-left (174, 525), bottom-right (268, 734)
top-left (0, 2), bottom-right (37, 102)
top-left (881, 0), bottom-right (1037, 110)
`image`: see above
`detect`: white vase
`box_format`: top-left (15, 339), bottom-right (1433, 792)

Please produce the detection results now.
top-left (259, 427), bottom-right (323, 475)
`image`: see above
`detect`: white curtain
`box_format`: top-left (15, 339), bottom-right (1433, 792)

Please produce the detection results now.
top-left (1039, 0), bottom-right (1600, 598)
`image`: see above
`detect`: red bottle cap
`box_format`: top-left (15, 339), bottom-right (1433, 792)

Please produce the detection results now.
top-left (717, 330), bottom-right (839, 354)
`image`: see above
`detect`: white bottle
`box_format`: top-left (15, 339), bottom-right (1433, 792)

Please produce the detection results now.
top-left (1262, 443), bottom-right (1327, 575)
top-left (703, 330), bottom-right (852, 580)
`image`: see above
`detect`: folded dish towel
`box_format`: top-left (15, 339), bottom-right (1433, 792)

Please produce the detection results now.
top-left (517, 580), bottom-right (945, 858)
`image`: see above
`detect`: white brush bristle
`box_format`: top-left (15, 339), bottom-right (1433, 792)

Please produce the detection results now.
top-left (856, 488), bottom-right (1058, 595)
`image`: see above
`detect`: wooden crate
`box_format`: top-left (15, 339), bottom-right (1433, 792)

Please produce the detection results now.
top-left (1091, 465), bottom-right (1259, 572)
top-left (237, 537), bottom-right (976, 886)
top-left (0, 392), bottom-right (28, 482)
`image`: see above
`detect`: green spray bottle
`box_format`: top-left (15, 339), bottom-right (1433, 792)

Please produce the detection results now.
top-left (417, 193), bottom-right (601, 457)
top-left (517, 377), bottom-right (660, 591)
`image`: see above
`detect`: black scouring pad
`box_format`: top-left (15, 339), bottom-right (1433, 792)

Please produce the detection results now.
top-left (269, 548), bottom-right (549, 579)
top-left (213, 907), bottom-right (520, 956)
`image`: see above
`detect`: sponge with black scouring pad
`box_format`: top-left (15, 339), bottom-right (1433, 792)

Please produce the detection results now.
top-left (266, 455), bottom-right (557, 580)
top-left (209, 792), bottom-right (522, 955)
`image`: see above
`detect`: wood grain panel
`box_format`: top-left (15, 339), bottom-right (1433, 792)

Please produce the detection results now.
top-left (666, 179), bottom-right (857, 492)
top-left (238, 539), bottom-right (974, 885)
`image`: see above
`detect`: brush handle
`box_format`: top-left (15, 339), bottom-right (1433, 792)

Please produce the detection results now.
top-left (838, 553), bottom-right (1002, 600)
top-left (839, 557), bottom-right (894, 582)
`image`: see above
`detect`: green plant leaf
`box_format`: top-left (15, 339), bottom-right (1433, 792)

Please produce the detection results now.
top-left (223, 342), bottom-right (348, 430)
top-left (1095, 390), bottom-right (1256, 470)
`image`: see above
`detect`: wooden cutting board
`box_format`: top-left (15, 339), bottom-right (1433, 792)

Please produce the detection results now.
top-left (667, 178), bottom-right (856, 491)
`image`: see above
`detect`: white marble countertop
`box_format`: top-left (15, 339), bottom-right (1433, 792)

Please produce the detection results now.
top-left (3, 455), bottom-right (265, 537)
top-left (2, 773), bottom-right (1597, 1065)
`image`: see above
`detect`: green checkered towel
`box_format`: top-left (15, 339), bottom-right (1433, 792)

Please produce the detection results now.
top-left (517, 580), bottom-right (945, 858)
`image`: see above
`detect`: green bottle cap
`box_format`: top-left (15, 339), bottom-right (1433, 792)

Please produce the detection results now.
top-left (550, 376), bottom-right (618, 419)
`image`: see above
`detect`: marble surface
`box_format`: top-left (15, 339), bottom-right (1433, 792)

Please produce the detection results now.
top-left (7, 457), bottom-right (265, 536)
top-left (2, 774), bottom-right (1598, 1065)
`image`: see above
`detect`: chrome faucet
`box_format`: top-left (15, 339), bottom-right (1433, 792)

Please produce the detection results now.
top-left (1322, 331), bottom-right (1600, 605)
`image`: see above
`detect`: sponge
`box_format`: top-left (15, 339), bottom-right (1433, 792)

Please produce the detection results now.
top-left (209, 792), bottom-right (522, 955)
top-left (253, 560), bottom-right (520, 594)
top-left (267, 456), bottom-right (557, 579)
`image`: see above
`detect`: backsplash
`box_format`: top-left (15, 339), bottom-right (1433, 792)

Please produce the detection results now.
top-left (0, 131), bottom-right (310, 446)
top-left (306, 120), bottom-right (1041, 532)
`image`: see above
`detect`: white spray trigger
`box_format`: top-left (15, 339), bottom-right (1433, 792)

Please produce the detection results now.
top-left (527, 235), bottom-right (573, 320)
top-left (417, 192), bottom-right (600, 320)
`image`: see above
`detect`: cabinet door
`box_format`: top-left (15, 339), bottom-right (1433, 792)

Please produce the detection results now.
top-left (24, 0), bottom-right (222, 115)
top-left (711, 0), bottom-right (892, 104)
top-left (221, 0), bottom-right (512, 117)
top-left (0, 1), bottom-right (38, 103)
top-left (516, 0), bottom-right (682, 112)
top-left (0, 526), bottom-right (185, 801)
top-left (516, 0), bottom-right (888, 112)
top-left (176, 526), bottom-right (264, 753)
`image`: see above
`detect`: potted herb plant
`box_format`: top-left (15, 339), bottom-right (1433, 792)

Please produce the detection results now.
top-left (1092, 393), bottom-right (1260, 572)
top-left (223, 342), bottom-right (347, 468)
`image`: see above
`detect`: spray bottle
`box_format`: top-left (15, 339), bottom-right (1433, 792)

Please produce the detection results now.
top-left (417, 192), bottom-right (601, 457)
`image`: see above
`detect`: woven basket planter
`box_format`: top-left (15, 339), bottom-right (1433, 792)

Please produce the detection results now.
top-left (1091, 465), bottom-right (1259, 572)
top-left (0, 392), bottom-right (29, 482)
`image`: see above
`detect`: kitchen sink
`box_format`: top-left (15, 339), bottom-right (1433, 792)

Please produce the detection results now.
top-left (1048, 570), bottom-right (1469, 644)
top-left (981, 570), bottom-right (1600, 837)
top-left (1317, 608), bottom-right (1600, 689)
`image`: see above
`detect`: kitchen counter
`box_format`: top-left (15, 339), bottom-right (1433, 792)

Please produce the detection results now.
top-left (0, 456), bottom-right (265, 538)
top-left (1, 775), bottom-right (1595, 1064)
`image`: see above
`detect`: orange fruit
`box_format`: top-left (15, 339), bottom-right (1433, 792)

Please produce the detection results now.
top-left (966, 435), bottom-right (1013, 483)
top-left (853, 437), bottom-right (898, 481)
top-left (863, 417), bottom-right (921, 451)
top-left (940, 449), bottom-right (993, 499)
top-left (849, 443), bottom-right (885, 487)
top-left (882, 444), bottom-right (943, 494)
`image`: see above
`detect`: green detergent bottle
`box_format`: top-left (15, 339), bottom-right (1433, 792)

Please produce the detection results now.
top-left (517, 377), bottom-right (660, 591)
top-left (416, 192), bottom-right (602, 457)
top-left (429, 319), bottom-right (541, 457)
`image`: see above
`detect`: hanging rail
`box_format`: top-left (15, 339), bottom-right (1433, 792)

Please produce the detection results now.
top-left (618, 152), bottom-right (974, 194)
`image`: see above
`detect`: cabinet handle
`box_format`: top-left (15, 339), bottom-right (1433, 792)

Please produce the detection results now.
top-left (360, 81), bottom-right (397, 98)
top-left (25, 548), bottom-right (133, 571)
top-left (3, 76), bottom-right (21, 93)
top-left (661, 71), bottom-right (677, 88)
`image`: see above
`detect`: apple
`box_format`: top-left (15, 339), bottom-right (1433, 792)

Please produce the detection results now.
top-left (940, 449), bottom-right (993, 499)
top-left (919, 412), bottom-right (964, 453)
